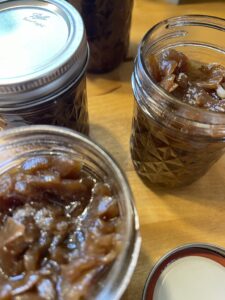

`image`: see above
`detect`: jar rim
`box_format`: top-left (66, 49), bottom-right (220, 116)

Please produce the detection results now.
top-left (0, 125), bottom-right (141, 300)
top-left (138, 14), bottom-right (225, 126)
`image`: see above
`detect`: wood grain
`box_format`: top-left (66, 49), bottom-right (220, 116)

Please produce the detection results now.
top-left (87, 1), bottom-right (225, 299)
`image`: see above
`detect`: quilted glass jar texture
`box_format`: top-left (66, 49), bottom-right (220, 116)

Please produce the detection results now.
top-left (130, 15), bottom-right (225, 188)
top-left (130, 102), bottom-right (224, 188)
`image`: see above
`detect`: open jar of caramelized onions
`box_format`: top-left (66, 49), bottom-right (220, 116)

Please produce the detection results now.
top-left (131, 15), bottom-right (225, 188)
top-left (0, 125), bottom-right (140, 300)
top-left (69, 0), bottom-right (134, 73)
top-left (0, 0), bottom-right (89, 134)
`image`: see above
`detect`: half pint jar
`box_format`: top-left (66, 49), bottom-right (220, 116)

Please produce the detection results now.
top-left (131, 15), bottom-right (225, 188)
top-left (69, 0), bottom-right (134, 73)
top-left (0, 0), bottom-right (89, 134)
top-left (0, 125), bottom-right (141, 299)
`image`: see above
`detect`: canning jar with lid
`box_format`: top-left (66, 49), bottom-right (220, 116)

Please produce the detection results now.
top-left (69, 0), bottom-right (134, 73)
top-left (131, 15), bottom-right (225, 188)
top-left (0, 125), bottom-right (141, 300)
top-left (0, 0), bottom-right (89, 134)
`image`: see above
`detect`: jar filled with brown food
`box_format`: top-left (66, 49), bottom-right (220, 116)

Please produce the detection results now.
top-left (0, 125), bottom-right (141, 300)
top-left (68, 0), bottom-right (134, 73)
top-left (131, 15), bottom-right (225, 188)
top-left (0, 0), bottom-right (89, 134)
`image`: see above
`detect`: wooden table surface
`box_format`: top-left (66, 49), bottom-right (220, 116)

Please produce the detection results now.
top-left (87, 1), bottom-right (225, 299)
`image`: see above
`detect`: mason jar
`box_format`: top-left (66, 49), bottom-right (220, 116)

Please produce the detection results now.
top-left (131, 15), bottom-right (225, 188)
top-left (0, 125), bottom-right (141, 300)
top-left (69, 0), bottom-right (134, 73)
top-left (0, 0), bottom-right (89, 134)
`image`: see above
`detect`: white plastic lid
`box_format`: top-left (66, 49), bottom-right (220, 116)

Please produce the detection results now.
top-left (0, 0), bottom-right (88, 108)
top-left (143, 244), bottom-right (225, 300)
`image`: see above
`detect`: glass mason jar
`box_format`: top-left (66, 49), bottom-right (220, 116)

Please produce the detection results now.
top-left (69, 0), bottom-right (134, 73)
top-left (0, 125), bottom-right (141, 300)
top-left (131, 15), bottom-right (225, 188)
top-left (0, 0), bottom-right (89, 134)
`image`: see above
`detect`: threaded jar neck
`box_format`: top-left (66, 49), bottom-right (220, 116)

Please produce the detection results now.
top-left (132, 15), bottom-right (225, 140)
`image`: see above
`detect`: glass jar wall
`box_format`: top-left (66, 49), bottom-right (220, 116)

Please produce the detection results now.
top-left (0, 125), bottom-right (141, 300)
top-left (0, 0), bottom-right (89, 134)
top-left (0, 72), bottom-right (89, 134)
top-left (69, 0), bottom-right (134, 73)
top-left (131, 15), bottom-right (225, 188)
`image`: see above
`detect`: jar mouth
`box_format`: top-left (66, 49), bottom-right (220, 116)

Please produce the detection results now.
top-left (0, 125), bottom-right (141, 300)
top-left (138, 15), bottom-right (225, 127)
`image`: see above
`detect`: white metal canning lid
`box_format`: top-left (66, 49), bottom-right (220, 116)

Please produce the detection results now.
top-left (0, 0), bottom-right (88, 108)
top-left (142, 243), bottom-right (225, 300)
